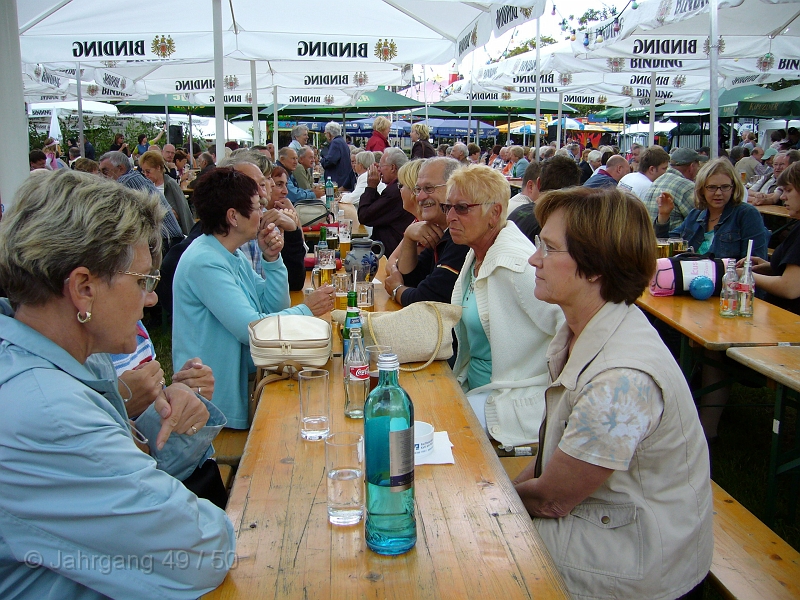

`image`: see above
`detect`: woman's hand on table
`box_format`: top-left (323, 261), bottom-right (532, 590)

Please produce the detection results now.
top-left (153, 382), bottom-right (210, 450)
top-left (258, 222), bottom-right (284, 261)
top-left (118, 359), bottom-right (164, 418)
top-left (305, 285), bottom-right (335, 316)
top-left (171, 357), bottom-right (215, 400)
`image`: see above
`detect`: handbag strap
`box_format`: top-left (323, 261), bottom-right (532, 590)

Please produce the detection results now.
top-left (249, 360), bottom-right (304, 424)
top-left (364, 303), bottom-right (444, 373)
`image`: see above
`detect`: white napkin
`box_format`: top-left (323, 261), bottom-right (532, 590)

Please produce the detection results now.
top-left (415, 431), bottom-right (454, 465)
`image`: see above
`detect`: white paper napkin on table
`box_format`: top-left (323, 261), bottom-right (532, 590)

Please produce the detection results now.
top-left (415, 431), bottom-right (454, 465)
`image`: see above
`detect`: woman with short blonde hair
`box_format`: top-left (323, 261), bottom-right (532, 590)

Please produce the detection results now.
top-left (366, 116), bottom-right (391, 152)
top-left (139, 150), bottom-right (194, 235)
top-left (410, 123), bottom-right (435, 159)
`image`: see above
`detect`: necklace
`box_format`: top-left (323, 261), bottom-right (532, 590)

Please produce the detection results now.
top-left (465, 260), bottom-right (480, 298)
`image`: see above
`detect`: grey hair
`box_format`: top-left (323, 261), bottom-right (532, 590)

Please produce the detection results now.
top-left (297, 145), bottom-right (311, 159)
top-left (383, 147), bottom-right (408, 170)
top-left (0, 170), bottom-right (164, 307)
top-left (291, 124), bottom-right (309, 139)
top-left (350, 146), bottom-right (361, 156)
top-left (451, 142), bottom-right (468, 157)
top-left (588, 150), bottom-right (603, 163)
top-left (325, 122), bottom-right (342, 137)
top-left (420, 157), bottom-right (460, 183)
top-left (98, 150), bottom-right (131, 169)
top-left (277, 146), bottom-right (296, 162)
top-left (217, 150), bottom-right (270, 175)
top-left (355, 151), bottom-right (375, 170)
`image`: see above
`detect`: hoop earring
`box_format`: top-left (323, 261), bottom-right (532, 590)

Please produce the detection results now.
top-left (77, 310), bottom-right (92, 323)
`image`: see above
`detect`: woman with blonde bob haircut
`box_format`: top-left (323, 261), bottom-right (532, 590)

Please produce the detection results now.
top-left (366, 116), bottom-right (391, 152)
top-left (515, 186), bottom-right (712, 599)
top-left (0, 170), bottom-right (233, 599)
top-left (656, 157), bottom-right (767, 260)
top-left (449, 165), bottom-right (564, 450)
top-left (410, 122), bottom-right (435, 159)
top-left (139, 150), bottom-right (194, 235)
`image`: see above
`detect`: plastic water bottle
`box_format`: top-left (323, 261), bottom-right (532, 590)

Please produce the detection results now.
top-left (737, 259), bottom-right (755, 317)
top-left (719, 260), bottom-right (738, 318)
top-left (344, 328), bottom-right (369, 419)
top-left (325, 176), bottom-right (335, 211)
top-left (364, 353), bottom-right (416, 555)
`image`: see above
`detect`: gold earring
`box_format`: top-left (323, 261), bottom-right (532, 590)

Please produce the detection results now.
top-left (77, 310), bottom-right (92, 323)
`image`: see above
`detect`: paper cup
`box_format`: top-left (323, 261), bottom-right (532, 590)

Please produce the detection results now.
top-left (414, 421), bottom-right (434, 457)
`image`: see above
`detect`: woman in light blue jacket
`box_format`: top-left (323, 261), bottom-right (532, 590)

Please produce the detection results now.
top-left (0, 170), bottom-right (233, 599)
top-left (172, 168), bottom-right (334, 429)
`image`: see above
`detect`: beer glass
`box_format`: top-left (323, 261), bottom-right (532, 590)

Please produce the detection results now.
top-left (298, 369), bottom-right (330, 441)
top-left (333, 273), bottom-right (350, 311)
top-left (339, 219), bottom-right (352, 258)
top-left (656, 239), bottom-right (671, 259)
top-left (356, 281), bottom-right (374, 312)
top-left (312, 249), bottom-right (336, 288)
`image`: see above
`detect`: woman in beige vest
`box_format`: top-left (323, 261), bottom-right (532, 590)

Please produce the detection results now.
top-left (515, 186), bottom-right (712, 599)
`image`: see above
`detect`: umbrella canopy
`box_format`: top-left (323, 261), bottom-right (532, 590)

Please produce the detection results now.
top-left (548, 117), bottom-right (584, 130)
top-left (652, 85), bottom-right (770, 117)
top-left (737, 85), bottom-right (800, 118)
top-left (399, 106), bottom-right (459, 119)
top-left (114, 93), bottom-right (238, 116)
top-left (350, 88), bottom-right (424, 111)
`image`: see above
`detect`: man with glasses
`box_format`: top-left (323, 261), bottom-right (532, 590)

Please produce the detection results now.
top-left (643, 148), bottom-right (708, 231)
top-left (383, 158), bottom-right (469, 305)
top-left (358, 147), bottom-right (414, 256)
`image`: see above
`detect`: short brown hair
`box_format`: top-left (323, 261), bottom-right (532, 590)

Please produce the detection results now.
top-left (777, 160), bottom-right (800, 191)
top-left (535, 187), bottom-right (656, 305)
top-left (192, 167), bottom-right (258, 236)
top-left (139, 150), bottom-right (165, 171)
top-left (694, 158), bottom-right (744, 210)
top-left (73, 158), bottom-right (99, 173)
top-left (638, 146), bottom-right (670, 174)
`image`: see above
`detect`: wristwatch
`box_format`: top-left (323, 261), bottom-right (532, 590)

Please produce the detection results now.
top-left (391, 284), bottom-right (403, 303)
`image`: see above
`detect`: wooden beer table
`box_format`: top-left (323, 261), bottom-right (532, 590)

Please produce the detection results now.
top-left (205, 281), bottom-right (569, 599)
top-left (635, 293), bottom-right (800, 393)
top-left (725, 346), bottom-right (800, 525)
top-left (755, 204), bottom-right (790, 219)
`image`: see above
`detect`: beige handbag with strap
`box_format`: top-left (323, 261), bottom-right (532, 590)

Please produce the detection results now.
top-left (333, 301), bottom-right (462, 372)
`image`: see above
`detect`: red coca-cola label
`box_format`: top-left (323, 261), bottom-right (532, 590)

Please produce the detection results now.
top-left (349, 364), bottom-right (369, 380)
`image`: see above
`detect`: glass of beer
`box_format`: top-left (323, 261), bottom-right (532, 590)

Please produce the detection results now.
top-left (339, 219), bottom-right (352, 258)
top-left (656, 239), bottom-right (671, 259)
top-left (365, 345), bottom-right (392, 391)
top-left (355, 281), bottom-right (374, 312)
top-left (312, 250), bottom-right (336, 288)
top-left (333, 273), bottom-right (350, 311)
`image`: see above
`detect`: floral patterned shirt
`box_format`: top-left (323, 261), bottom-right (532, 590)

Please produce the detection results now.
top-left (559, 368), bottom-right (664, 470)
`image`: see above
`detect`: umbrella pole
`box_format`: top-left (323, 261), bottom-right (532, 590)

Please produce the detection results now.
top-left (250, 60), bottom-right (260, 145)
top-left (188, 111), bottom-right (194, 166)
top-left (507, 112), bottom-right (511, 146)
top-left (272, 86), bottom-right (278, 149)
top-left (165, 96), bottom-right (170, 141)
top-left (75, 62), bottom-right (85, 158)
top-left (534, 17), bottom-right (541, 158)
top-left (467, 54), bottom-right (475, 146)
top-left (709, 0), bottom-right (720, 158)
top-left (556, 92), bottom-right (563, 151)
top-left (423, 65), bottom-right (429, 125)
top-left (649, 71), bottom-right (656, 147)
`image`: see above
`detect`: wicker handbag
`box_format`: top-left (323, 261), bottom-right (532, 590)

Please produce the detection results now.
top-left (333, 301), bottom-right (462, 372)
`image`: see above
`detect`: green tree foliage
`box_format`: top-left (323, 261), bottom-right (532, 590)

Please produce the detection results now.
top-left (504, 35), bottom-right (558, 59)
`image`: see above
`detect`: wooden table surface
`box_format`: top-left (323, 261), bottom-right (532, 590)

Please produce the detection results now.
top-left (754, 204), bottom-right (791, 218)
top-left (205, 278), bottom-right (569, 599)
top-left (304, 224), bottom-right (369, 241)
top-left (636, 293), bottom-right (800, 351)
top-left (726, 346), bottom-right (800, 394)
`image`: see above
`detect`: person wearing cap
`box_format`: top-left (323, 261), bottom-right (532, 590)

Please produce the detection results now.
top-left (735, 145), bottom-right (764, 182)
top-left (756, 147), bottom-right (778, 178)
top-left (642, 148), bottom-right (708, 231)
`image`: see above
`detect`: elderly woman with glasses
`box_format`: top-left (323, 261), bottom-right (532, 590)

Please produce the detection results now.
top-left (0, 170), bottom-right (233, 599)
top-left (172, 168), bottom-right (334, 430)
top-left (448, 165), bottom-right (564, 451)
top-left (515, 187), bottom-right (712, 599)
top-left (655, 157), bottom-right (767, 260)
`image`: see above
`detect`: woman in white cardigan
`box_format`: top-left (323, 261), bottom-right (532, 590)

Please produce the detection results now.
top-left (448, 165), bottom-right (565, 450)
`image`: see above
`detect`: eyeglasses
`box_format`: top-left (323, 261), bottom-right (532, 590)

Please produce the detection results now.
top-left (704, 184), bottom-right (733, 194)
top-left (414, 183), bottom-right (447, 196)
top-left (534, 235), bottom-right (570, 258)
top-left (118, 269), bottom-right (161, 293)
top-left (439, 202), bottom-right (495, 216)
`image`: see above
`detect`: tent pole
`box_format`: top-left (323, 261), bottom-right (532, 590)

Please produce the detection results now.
top-left (212, 0), bottom-right (225, 148)
top-left (0, 0), bottom-right (29, 209)
top-left (164, 95), bottom-right (169, 142)
top-left (534, 17), bottom-right (541, 159)
top-left (75, 62), bottom-right (85, 158)
top-left (272, 86), bottom-right (278, 149)
top-left (188, 112), bottom-right (194, 165)
top-left (423, 65), bottom-right (429, 125)
top-left (649, 71), bottom-right (656, 147)
top-left (556, 92), bottom-right (563, 150)
top-left (467, 53), bottom-right (475, 145)
top-left (709, 0), bottom-right (720, 158)
top-left (250, 60), bottom-right (260, 145)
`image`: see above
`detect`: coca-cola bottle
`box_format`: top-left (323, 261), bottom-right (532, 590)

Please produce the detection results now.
top-left (344, 327), bottom-right (369, 419)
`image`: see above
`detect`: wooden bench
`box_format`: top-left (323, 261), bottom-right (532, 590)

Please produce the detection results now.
top-left (709, 481), bottom-right (800, 600)
top-left (210, 429), bottom-right (248, 467)
top-left (217, 463), bottom-right (234, 491)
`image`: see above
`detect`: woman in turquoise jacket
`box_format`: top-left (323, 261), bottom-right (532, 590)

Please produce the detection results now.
top-left (172, 168), bottom-right (334, 429)
top-left (0, 170), bottom-right (233, 599)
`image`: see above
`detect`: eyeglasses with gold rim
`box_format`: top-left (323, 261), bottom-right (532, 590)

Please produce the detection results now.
top-left (117, 269), bottom-right (161, 293)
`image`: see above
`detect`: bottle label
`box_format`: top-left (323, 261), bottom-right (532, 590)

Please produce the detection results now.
top-left (349, 364), bottom-right (369, 380)
top-left (389, 426), bottom-right (414, 491)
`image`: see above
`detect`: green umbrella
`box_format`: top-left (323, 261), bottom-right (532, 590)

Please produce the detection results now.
top-left (655, 86), bottom-right (769, 118)
top-left (351, 88), bottom-right (424, 111)
top-left (433, 98), bottom-right (574, 116)
top-left (737, 86), bottom-right (800, 119)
